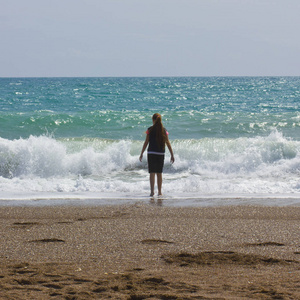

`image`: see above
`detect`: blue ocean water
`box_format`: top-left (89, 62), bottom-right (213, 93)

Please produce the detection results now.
top-left (0, 77), bottom-right (300, 205)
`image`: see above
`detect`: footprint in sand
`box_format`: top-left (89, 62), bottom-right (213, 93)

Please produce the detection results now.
top-left (141, 239), bottom-right (174, 245)
top-left (12, 222), bottom-right (41, 229)
top-left (245, 242), bottom-right (285, 247)
top-left (162, 251), bottom-right (298, 266)
top-left (28, 238), bottom-right (65, 243)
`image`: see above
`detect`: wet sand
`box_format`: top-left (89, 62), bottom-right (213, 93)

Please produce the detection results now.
top-left (0, 203), bottom-right (300, 299)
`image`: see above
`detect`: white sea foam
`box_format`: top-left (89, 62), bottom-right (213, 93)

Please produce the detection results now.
top-left (0, 131), bottom-right (300, 205)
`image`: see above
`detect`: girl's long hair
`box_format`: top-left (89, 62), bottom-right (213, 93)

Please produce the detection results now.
top-left (151, 113), bottom-right (167, 150)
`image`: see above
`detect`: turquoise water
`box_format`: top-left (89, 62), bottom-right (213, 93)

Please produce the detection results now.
top-left (1, 77), bottom-right (300, 140)
top-left (0, 77), bottom-right (300, 205)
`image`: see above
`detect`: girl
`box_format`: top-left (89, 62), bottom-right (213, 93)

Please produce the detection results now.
top-left (139, 113), bottom-right (175, 196)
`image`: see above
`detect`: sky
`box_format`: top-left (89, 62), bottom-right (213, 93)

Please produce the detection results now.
top-left (1, 0), bottom-right (300, 77)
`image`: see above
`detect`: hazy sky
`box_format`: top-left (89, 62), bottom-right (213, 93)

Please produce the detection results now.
top-left (1, 0), bottom-right (300, 77)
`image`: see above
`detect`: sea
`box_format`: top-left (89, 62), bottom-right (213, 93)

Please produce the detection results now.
top-left (0, 77), bottom-right (300, 206)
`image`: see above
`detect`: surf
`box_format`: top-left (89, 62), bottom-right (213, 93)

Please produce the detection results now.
top-left (0, 130), bottom-right (299, 202)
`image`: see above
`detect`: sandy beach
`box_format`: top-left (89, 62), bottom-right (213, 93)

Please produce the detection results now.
top-left (0, 203), bottom-right (300, 299)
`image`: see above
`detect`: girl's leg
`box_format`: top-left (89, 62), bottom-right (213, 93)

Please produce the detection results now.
top-left (150, 173), bottom-right (155, 196)
top-left (157, 173), bottom-right (162, 195)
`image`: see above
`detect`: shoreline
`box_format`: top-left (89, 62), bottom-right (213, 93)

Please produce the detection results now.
top-left (1, 194), bottom-right (300, 207)
top-left (1, 204), bottom-right (300, 299)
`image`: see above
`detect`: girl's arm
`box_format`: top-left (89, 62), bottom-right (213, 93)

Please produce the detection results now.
top-left (166, 136), bottom-right (175, 164)
top-left (139, 134), bottom-right (149, 162)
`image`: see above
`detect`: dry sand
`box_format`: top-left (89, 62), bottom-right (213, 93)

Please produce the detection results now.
top-left (0, 203), bottom-right (300, 299)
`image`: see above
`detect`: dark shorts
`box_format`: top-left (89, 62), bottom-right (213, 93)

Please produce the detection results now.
top-left (147, 154), bottom-right (165, 173)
